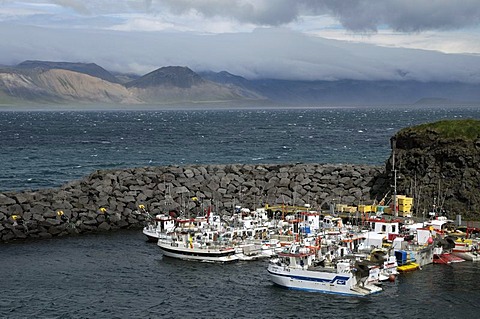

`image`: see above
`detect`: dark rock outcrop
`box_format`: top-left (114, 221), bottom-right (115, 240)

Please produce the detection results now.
top-left (384, 119), bottom-right (480, 219)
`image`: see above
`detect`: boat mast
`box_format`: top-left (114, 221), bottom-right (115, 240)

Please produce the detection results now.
top-left (392, 138), bottom-right (398, 217)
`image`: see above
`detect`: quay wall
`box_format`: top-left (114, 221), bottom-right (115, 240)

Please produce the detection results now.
top-left (0, 163), bottom-right (387, 242)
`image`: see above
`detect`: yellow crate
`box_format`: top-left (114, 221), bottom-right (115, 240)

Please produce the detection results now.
top-left (344, 206), bottom-right (357, 213)
top-left (397, 196), bottom-right (413, 205)
top-left (358, 205), bottom-right (372, 213)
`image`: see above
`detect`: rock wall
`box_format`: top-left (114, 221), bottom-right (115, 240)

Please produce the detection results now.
top-left (0, 163), bottom-right (387, 242)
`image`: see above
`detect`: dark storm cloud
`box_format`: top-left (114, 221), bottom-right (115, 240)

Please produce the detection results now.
top-left (157, 0), bottom-right (480, 32)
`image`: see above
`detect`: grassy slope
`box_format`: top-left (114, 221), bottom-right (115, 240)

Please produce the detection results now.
top-left (402, 119), bottom-right (480, 140)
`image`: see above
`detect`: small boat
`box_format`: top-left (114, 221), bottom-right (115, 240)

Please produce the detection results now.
top-left (397, 262), bottom-right (420, 272)
top-left (267, 243), bottom-right (382, 296)
top-left (452, 238), bottom-right (480, 262)
top-left (142, 213), bottom-right (176, 242)
top-left (157, 230), bottom-right (238, 263)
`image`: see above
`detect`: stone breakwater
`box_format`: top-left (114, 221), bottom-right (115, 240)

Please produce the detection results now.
top-left (0, 163), bottom-right (387, 242)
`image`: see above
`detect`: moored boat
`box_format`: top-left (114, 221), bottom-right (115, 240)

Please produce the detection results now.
top-left (157, 230), bottom-right (238, 263)
top-left (142, 213), bottom-right (176, 242)
top-left (452, 238), bottom-right (480, 262)
top-left (267, 243), bottom-right (382, 296)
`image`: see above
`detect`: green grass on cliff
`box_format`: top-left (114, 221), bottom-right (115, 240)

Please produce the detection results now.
top-left (407, 119), bottom-right (480, 140)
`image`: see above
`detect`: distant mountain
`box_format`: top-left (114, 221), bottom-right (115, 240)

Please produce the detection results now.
top-left (1, 60), bottom-right (480, 106)
top-left (199, 70), bottom-right (252, 88)
top-left (0, 67), bottom-right (141, 104)
top-left (202, 72), bottom-right (480, 105)
top-left (16, 60), bottom-right (121, 84)
top-left (125, 66), bottom-right (264, 103)
top-left (126, 66), bottom-right (204, 89)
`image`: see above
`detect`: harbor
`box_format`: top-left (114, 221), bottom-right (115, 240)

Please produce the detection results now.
top-left (2, 109), bottom-right (480, 318)
top-left (141, 194), bottom-right (479, 297)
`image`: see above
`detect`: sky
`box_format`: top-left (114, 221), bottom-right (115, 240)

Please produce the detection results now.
top-left (1, 0), bottom-right (480, 82)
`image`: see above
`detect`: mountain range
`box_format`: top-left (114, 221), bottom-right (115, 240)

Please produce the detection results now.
top-left (1, 60), bottom-right (479, 107)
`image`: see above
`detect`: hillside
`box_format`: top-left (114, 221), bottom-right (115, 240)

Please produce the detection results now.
top-left (0, 68), bottom-right (141, 104)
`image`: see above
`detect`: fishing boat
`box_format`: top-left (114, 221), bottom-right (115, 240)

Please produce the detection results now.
top-left (267, 243), bottom-right (382, 296)
top-left (142, 213), bottom-right (176, 242)
top-left (452, 238), bottom-right (480, 261)
top-left (157, 229), bottom-right (238, 263)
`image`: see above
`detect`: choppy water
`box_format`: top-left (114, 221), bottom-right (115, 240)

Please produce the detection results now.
top-left (2, 105), bottom-right (480, 318)
top-left (1, 106), bottom-right (480, 192)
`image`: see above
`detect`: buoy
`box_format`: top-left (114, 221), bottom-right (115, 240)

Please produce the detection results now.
top-left (389, 274), bottom-right (396, 282)
top-left (427, 237), bottom-right (434, 244)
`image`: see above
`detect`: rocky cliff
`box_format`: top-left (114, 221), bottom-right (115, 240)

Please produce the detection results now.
top-left (386, 119), bottom-right (480, 219)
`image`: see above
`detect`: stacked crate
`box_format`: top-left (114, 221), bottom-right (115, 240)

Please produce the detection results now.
top-left (396, 195), bottom-right (413, 216)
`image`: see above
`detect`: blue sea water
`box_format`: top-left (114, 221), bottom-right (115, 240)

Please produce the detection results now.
top-left (1, 105), bottom-right (480, 318)
top-left (2, 105), bottom-right (480, 192)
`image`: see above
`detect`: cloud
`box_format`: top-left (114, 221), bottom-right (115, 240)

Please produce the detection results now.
top-left (9, 1), bottom-right (480, 32)
top-left (155, 0), bottom-right (480, 32)
top-left (51, 0), bottom-right (90, 15)
top-left (310, 0), bottom-right (480, 32)
top-left (1, 1), bottom-right (480, 84)
top-left (1, 25), bottom-right (480, 84)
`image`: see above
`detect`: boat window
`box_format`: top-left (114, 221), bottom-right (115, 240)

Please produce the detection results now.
top-left (382, 225), bottom-right (387, 232)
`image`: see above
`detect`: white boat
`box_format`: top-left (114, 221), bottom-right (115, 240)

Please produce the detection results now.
top-left (157, 230), bottom-right (238, 263)
top-left (267, 243), bottom-right (382, 296)
top-left (142, 213), bottom-right (176, 242)
top-left (392, 228), bottom-right (435, 267)
top-left (452, 238), bottom-right (480, 261)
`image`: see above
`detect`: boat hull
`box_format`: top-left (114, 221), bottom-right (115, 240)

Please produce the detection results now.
top-left (452, 251), bottom-right (480, 262)
top-left (267, 264), bottom-right (381, 296)
top-left (433, 253), bottom-right (465, 264)
top-left (143, 229), bottom-right (160, 242)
